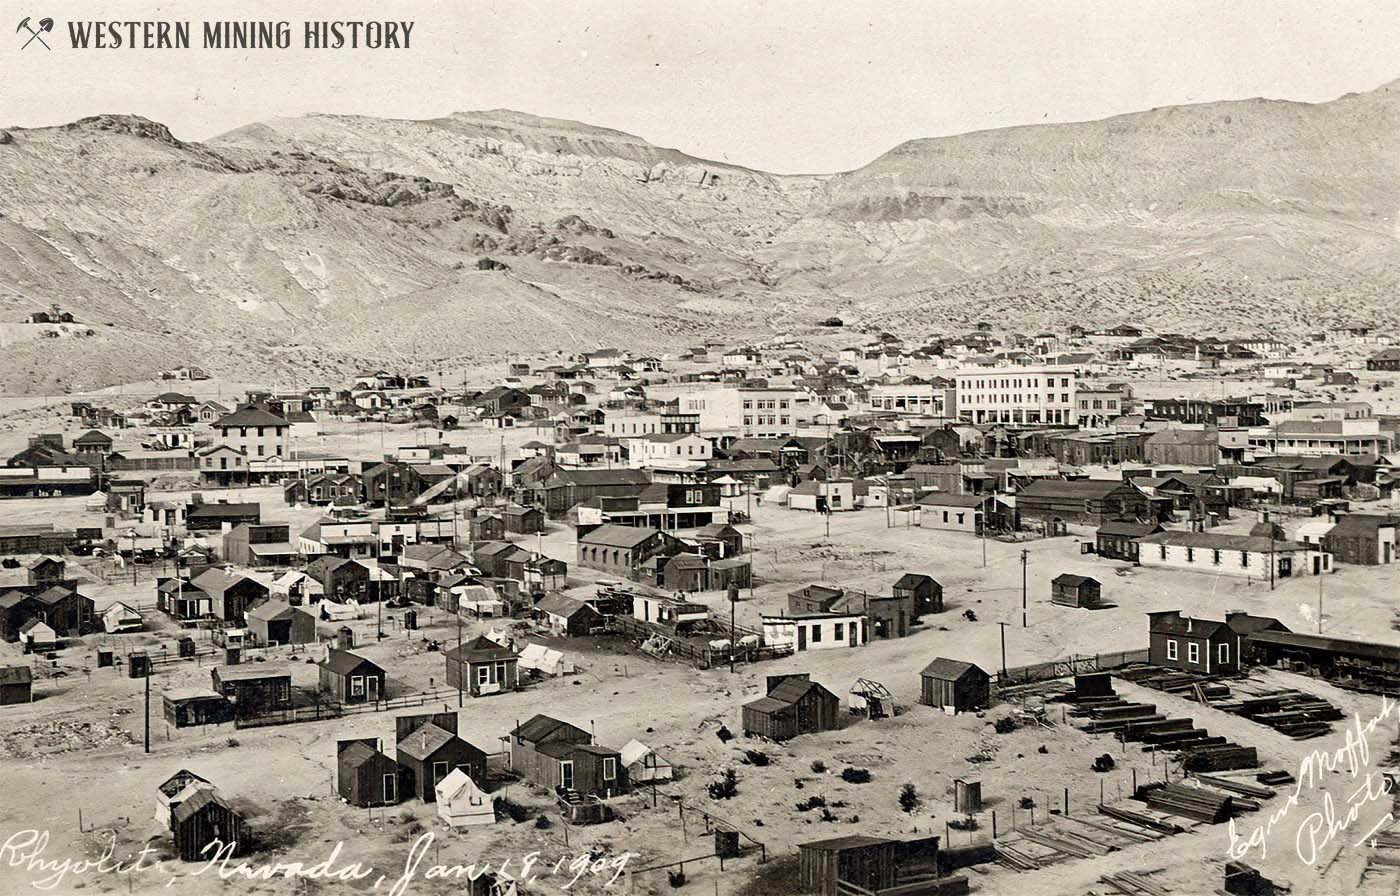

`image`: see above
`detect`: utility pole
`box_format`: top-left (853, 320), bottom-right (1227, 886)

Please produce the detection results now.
top-left (456, 609), bottom-right (463, 708)
top-left (143, 669), bottom-right (151, 753)
top-left (997, 621), bottom-right (1009, 678)
top-left (728, 584), bottom-right (739, 674)
top-left (1020, 548), bottom-right (1028, 628)
top-left (1317, 566), bottom-right (1324, 634)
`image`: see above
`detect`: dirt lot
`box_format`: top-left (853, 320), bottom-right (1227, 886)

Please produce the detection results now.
top-left (4, 490), bottom-right (1400, 896)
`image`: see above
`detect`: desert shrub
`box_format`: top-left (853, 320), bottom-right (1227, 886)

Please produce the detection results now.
top-left (708, 769), bottom-right (739, 800)
top-left (743, 750), bottom-right (770, 766)
top-left (994, 717), bottom-right (1017, 734)
top-left (795, 796), bottom-right (827, 812)
top-left (494, 797), bottom-right (533, 823)
top-left (840, 767), bottom-right (872, 784)
top-left (811, 760), bottom-right (827, 773)
top-left (716, 725), bottom-right (734, 743)
top-left (899, 784), bottom-right (920, 814)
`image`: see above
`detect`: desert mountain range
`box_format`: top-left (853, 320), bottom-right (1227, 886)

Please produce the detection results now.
top-left (1, 79), bottom-right (1397, 393)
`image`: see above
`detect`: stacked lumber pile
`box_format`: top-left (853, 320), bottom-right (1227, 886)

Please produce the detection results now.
top-left (1100, 870), bottom-right (1170, 896)
top-left (1137, 782), bottom-right (1234, 823)
top-left (1182, 744), bottom-right (1259, 772)
top-left (1192, 773), bottom-right (1276, 800)
top-left (1229, 690), bottom-right (1342, 739)
top-left (1098, 803), bottom-right (1183, 834)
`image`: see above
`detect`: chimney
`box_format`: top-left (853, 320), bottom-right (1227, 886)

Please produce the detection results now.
top-left (1186, 617), bottom-right (1193, 632)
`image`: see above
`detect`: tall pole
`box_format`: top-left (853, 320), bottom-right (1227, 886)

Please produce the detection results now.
top-left (997, 622), bottom-right (1009, 678)
top-left (1020, 548), bottom-right (1028, 628)
top-left (456, 609), bottom-right (463, 708)
top-left (143, 668), bottom-right (151, 753)
top-left (1317, 566), bottom-right (1324, 634)
top-left (728, 585), bottom-right (739, 674)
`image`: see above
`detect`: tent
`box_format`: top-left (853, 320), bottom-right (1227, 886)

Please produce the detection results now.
top-left (621, 739), bottom-right (673, 783)
top-left (85, 491), bottom-right (107, 512)
top-left (317, 598), bottom-right (362, 621)
top-left (485, 628), bottom-right (512, 646)
top-left (518, 642), bottom-right (573, 677)
top-left (454, 584), bottom-right (503, 617)
top-left (762, 484), bottom-right (791, 506)
top-left (102, 601), bottom-right (144, 634)
top-left (434, 769), bottom-right (495, 827)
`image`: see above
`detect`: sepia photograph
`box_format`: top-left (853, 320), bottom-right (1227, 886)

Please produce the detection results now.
top-left (1, 2), bottom-right (1399, 894)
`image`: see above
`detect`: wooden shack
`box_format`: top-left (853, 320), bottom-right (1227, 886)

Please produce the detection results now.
top-left (919, 659), bottom-right (990, 714)
top-left (799, 836), bottom-right (898, 896)
top-left (209, 665), bottom-right (292, 718)
top-left (337, 738), bottom-right (401, 807)
top-left (0, 665), bottom-right (33, 705)
top-left (508, 714), bottom-right (627, 795)
top-left (318, 649), bottom-right (387, 704)
top-left (445, 635), bottom-right (520, 697)
top-left (172, 788), bottom-right (246, 862)
top-left (396, 722), bottom-right (488, 803)
top-left (163, 690), bottom-right (232, 728)
top-left (741, 673), bottom-right (841, 741)
top-left (1051, 574), bottom-right (1102, 608)
top-left (893, 573), bottom-right (943, 618)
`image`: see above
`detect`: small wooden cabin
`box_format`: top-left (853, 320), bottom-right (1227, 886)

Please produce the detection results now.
top-left (1051, 574), bottom-right (1102, 608)
top-left (172, 788), bottom-right (247, 862)
top-left (318, 649), bottom-right (387, 703)
top-left (799, 836), bottom-right (898, 896)
top-left (892, 573), bottom-right (943, 618)
top-left (337, 738), bottom-right (401, 807)
top-left (445, 635), bottom-right (520, 697)
top-left (163, 690), bottom-right (232, 728)
top-left (0, 665), bottom-right (33, 704)
top-left (396, 720), bottom-right (488, 803)
top-left (741, 673), bottom-right (841, 741)
top-left (919, 659), bottom-right (990, 714)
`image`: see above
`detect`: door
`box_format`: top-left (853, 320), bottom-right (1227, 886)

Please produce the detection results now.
top-left (1387, 542), bottom-right (1393, 564)
top-left (383, 773), bottom-right (397, 804)
top-left (1313, 556), bottom-right (1321, 574)
top-left (367, 676), bottom-right (380, 702)
top-left (797, 626), bottom-right (807, 652)
top-left (1279, 557), bottom-right (1292, 578)
top-left (560, 761), bottom-right (574, 790)
top-left (848, 623), bottom-right (857, 647)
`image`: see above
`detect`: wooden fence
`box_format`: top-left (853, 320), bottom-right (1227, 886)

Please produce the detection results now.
top-left (234, 686), bottom-right (462, 728)
top-left (995, 649), bottom-right (1150, 690)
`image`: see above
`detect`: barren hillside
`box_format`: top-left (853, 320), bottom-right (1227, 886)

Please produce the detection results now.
top-left (1, 80), bottom-right (1397, 393)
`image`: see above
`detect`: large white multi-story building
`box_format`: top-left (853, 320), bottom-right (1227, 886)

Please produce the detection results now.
top-left (954, 367), bottom-right (1078, 425)
top-left (679, 386), bottom-right (813, 437)
top-left (865, 383), bottom-right (954, 417)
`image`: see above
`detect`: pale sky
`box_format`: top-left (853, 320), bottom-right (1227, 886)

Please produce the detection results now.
top-left (2, 0), bottom-right (1398, 173)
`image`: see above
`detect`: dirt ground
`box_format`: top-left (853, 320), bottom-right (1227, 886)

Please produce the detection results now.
top-left (5, 490), bottom-right (1400, 896)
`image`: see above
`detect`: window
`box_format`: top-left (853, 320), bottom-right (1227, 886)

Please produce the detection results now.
top-left (810, 624), bottom-right (822, 643)
top-left (351, 675), bottom-right (365, 696)
top-left (1219, 643), bottom-right (1230, 665)
top-left (433, 761), bottom-right (449, 784)
top-left (1166, 639), bottom-right (1178, 660)
top-left (957, 513), bottom-right (965, 525)
top-left (1186, 547), bottom-right (1194, 563)
top-left (834, 623), bottom-right (844, 640)
top-left (477, 665), bottom-right (490, 686)
top-left (1159, 544), bottom-right (1167, 560)
top-left (603, 757), bottom-right (617, 781)
top-left (1212, 550), bottom-right (1221, 566)
top-left (1187, 643), bottom-right (1200, 664)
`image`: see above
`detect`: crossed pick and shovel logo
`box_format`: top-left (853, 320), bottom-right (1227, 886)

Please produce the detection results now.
top-left (17, 16), bottom-right (54, 49)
